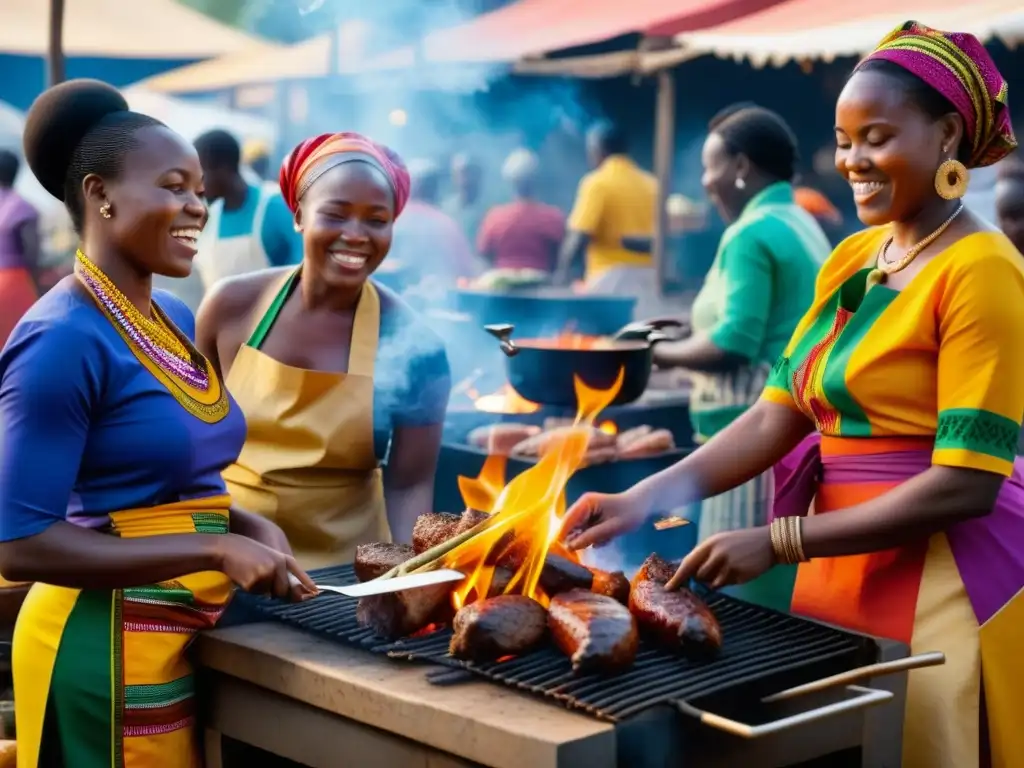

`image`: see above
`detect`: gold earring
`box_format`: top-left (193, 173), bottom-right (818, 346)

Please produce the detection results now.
top-left (99, 202), bottom-right (113, 219)
top-left (934, 159), bottom-right (969, 200)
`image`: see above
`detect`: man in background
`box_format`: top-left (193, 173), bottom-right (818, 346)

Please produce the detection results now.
top-left (0, 149), bottom-right (40, 345)
top-left (192, 129), bottom-right (301, 294)
top-left (392, 159), bottom-right (480, 302)
top-left (443, 152), bottom-right (492, 244)
top-left (477, 148), bottom-right (565, 275)
top-left (556, 121), bottom-right (675, 314)
top-left (242, 138), bottom-right (273, 184)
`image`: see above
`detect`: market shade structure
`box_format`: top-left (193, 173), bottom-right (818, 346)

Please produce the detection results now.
top-left (412, 0), bottom-right (785, 63)
top-left (658, 0), bottom-right (1024, 67)
top-left (134, 0), bottom-right (787, 93)
top-left (0, 0), bottom-right (263, 58)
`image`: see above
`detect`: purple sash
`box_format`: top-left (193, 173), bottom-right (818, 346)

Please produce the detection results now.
top-left (772, 434), bottom-right (1024, 627)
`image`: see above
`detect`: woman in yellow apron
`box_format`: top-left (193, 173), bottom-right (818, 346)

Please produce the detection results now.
top-left (197, 133), bottom-right (451, 568)
top-left (4, 80), bottom-right (314, 767)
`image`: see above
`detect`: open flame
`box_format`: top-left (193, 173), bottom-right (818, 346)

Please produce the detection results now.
top-left (470, 385), bottom-right (540, 414)
top-left (441, 368), bottom-right (625, 609)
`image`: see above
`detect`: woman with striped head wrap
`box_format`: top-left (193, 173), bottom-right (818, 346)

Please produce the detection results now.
top-left (196, 132), bottom-right (451, 568)
top-left (562, 23), bottom-right (1022, 768)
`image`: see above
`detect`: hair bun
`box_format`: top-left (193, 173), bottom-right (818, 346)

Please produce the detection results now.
top-left (23, 79), bottom-right (129, 200)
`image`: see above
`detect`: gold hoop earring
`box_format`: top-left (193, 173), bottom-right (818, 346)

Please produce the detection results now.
top-left (934, 159), bottom-right (969, 200)
top-left (99, 202), bottom-right (113, 219)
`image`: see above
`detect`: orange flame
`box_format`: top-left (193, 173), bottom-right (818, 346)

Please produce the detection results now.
top-left (472, 386), bottom-right (540, 414)
top-left (597, 420), bottom-right (618, 436)
top-left (441, 368), bottom-right (624, 609)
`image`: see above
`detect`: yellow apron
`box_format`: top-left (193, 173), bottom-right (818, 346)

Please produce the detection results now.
top-left (221, 270), bottom-right (390, 568)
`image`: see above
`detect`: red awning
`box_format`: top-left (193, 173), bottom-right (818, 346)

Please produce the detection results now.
top-left (661, 0), bottom-right (1022, 65)
top-left (419, 0), bottom-right (789, 63)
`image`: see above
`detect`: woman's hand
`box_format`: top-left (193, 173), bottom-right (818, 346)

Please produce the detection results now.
top-left (560, 491), bottom-right (650, 550)
top-left (215, 533), bottom-right (317, 601)
top-left (230, 508), bottom-right (294, 556)
top-left (665, 527), bottom-right (775, 591)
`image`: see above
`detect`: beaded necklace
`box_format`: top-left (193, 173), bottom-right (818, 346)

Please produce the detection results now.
top-left (75, 249), bottom-right (229, 423)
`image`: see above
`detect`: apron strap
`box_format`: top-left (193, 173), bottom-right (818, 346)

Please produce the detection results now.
top-left (348, 281), bottom-right (381, 377)
top-left (245, 268), bottom-right (299, 349)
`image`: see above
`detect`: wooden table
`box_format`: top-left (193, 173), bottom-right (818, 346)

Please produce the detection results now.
top-left (199, 623), bottom-right (616, 768)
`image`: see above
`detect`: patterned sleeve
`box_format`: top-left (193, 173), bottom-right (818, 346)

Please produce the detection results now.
top-left (758, 230), bottom-right (876, 411)
top-left (933, 251), bottom-right (1024, 475)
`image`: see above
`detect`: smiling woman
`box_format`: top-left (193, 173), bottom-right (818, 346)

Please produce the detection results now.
top-left (196, 132), bottom-right (451, 569)
top-left (561, 22), bottom-right (1023, 768)
top-left (2, 80), bottom-right (313, 767)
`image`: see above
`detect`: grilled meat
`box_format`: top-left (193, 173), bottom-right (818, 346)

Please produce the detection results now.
top-left (548, 589), bottom-right (638, 673)
top-left (356, 582), bottom-right (451, 640)
top-left (411, 512), bottom-right (463, 554)
top-left (631, 553), bottom-right (679, 587)
top-left (617, 429), bottom-right (674, 459)
top-left (449, 595), bottom-right (547, 661)
top-left (468, 424), bottom-right (541, 455)
top-left (353, 542), bottom-right (414, 582)
top-left (539, 554), bottom-right (598, 596)
top-left (411, 509), bottom-right (491, 554)
top-left (629, 554), bottom-right (722, 657)
top-left (590, 568), bottom-right (631, 605)
top-left (457, 508), bottom-right (491, 534)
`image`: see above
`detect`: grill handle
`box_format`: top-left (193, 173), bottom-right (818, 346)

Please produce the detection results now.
top-left (676, 685), bottom-right (891, 739)
top-left (760, 651), bottom-right (945, 703)
top-left (674, 651), bottom-right (944, 739)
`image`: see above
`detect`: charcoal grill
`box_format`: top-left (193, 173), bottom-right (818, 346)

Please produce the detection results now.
top-left (239, 564), bottom-right (942, 766)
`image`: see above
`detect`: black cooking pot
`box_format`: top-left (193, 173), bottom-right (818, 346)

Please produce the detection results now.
top-left (484, 320), bottom-right (686, 407)
top-left (452, 287), bottom-right (636, 338)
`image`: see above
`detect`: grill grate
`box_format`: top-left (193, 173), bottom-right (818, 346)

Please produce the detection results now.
top-left (241, 564), bottom-right (875, 722)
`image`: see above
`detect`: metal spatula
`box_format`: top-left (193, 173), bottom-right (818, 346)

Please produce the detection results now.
top-left (312, 569), bottom-right (466, 598)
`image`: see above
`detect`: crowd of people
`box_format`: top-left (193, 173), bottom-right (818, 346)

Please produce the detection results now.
top-left (0, 18), bottom-right (1020, 768)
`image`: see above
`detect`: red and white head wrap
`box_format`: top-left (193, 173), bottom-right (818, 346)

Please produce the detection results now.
top-left (278, 132), bottom-right (411, 216)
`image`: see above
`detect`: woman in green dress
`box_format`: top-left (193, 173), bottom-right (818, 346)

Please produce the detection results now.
top-left (652, 105), bottom-right (831, 608)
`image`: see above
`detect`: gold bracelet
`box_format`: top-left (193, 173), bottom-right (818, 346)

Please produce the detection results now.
top-left (791, 516), bottom-right (807, 562)
top-left (770, 518), bottom-right (792, 564)
top-left (787, 516), bottom-right (802, 564)
top-left (783, 517), bottom-right (799, 564)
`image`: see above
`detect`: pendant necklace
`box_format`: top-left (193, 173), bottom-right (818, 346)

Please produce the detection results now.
top-left (866, 203), bottom-right (964, 289)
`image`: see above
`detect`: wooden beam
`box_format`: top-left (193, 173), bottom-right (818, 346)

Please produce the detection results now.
top-left (47, 0), bottom-right (66, 87)
top-left (651, 69), bottom-right (676, 295)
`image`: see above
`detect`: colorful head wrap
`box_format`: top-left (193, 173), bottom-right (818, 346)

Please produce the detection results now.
top-left (278, 132), bottom-right (411, 216)
top-left (857, 21), bottom-right (1017, 168)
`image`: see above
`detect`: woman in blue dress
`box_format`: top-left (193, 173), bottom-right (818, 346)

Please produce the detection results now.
top-left (0, 80), bottom-right (316, 766)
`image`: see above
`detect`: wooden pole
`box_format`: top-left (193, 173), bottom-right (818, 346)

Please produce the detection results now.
top-left (651, 69), bottom-right (676, 296)
top-left (47, 0), bottom-right (66, 87)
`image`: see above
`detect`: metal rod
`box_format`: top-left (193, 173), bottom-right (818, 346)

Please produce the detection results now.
top-left (677, 685), bottom-right (892, 739)
top-left (761, 651), bottom-right (946, 703)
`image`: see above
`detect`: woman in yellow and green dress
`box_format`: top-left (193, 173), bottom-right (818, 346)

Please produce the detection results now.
top-left (650, 104), bottom-right (830, 609)
top-left (2, 80), bottom-right (315, 767)
top-left (562, 22), bottom-right (1023, 768)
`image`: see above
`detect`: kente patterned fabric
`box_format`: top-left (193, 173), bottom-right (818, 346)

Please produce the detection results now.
top-left (14, 498), bottom-right (235, 767)
top-left (278, 132), bottom-right (411, 216)
top-left (858, 20), bottom-right (1017, 168)
top-left (761, 228), bottom-right (1024, 766)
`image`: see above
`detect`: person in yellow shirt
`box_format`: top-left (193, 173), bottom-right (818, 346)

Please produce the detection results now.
top-left (555, 121), bottom-right (672, 312)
